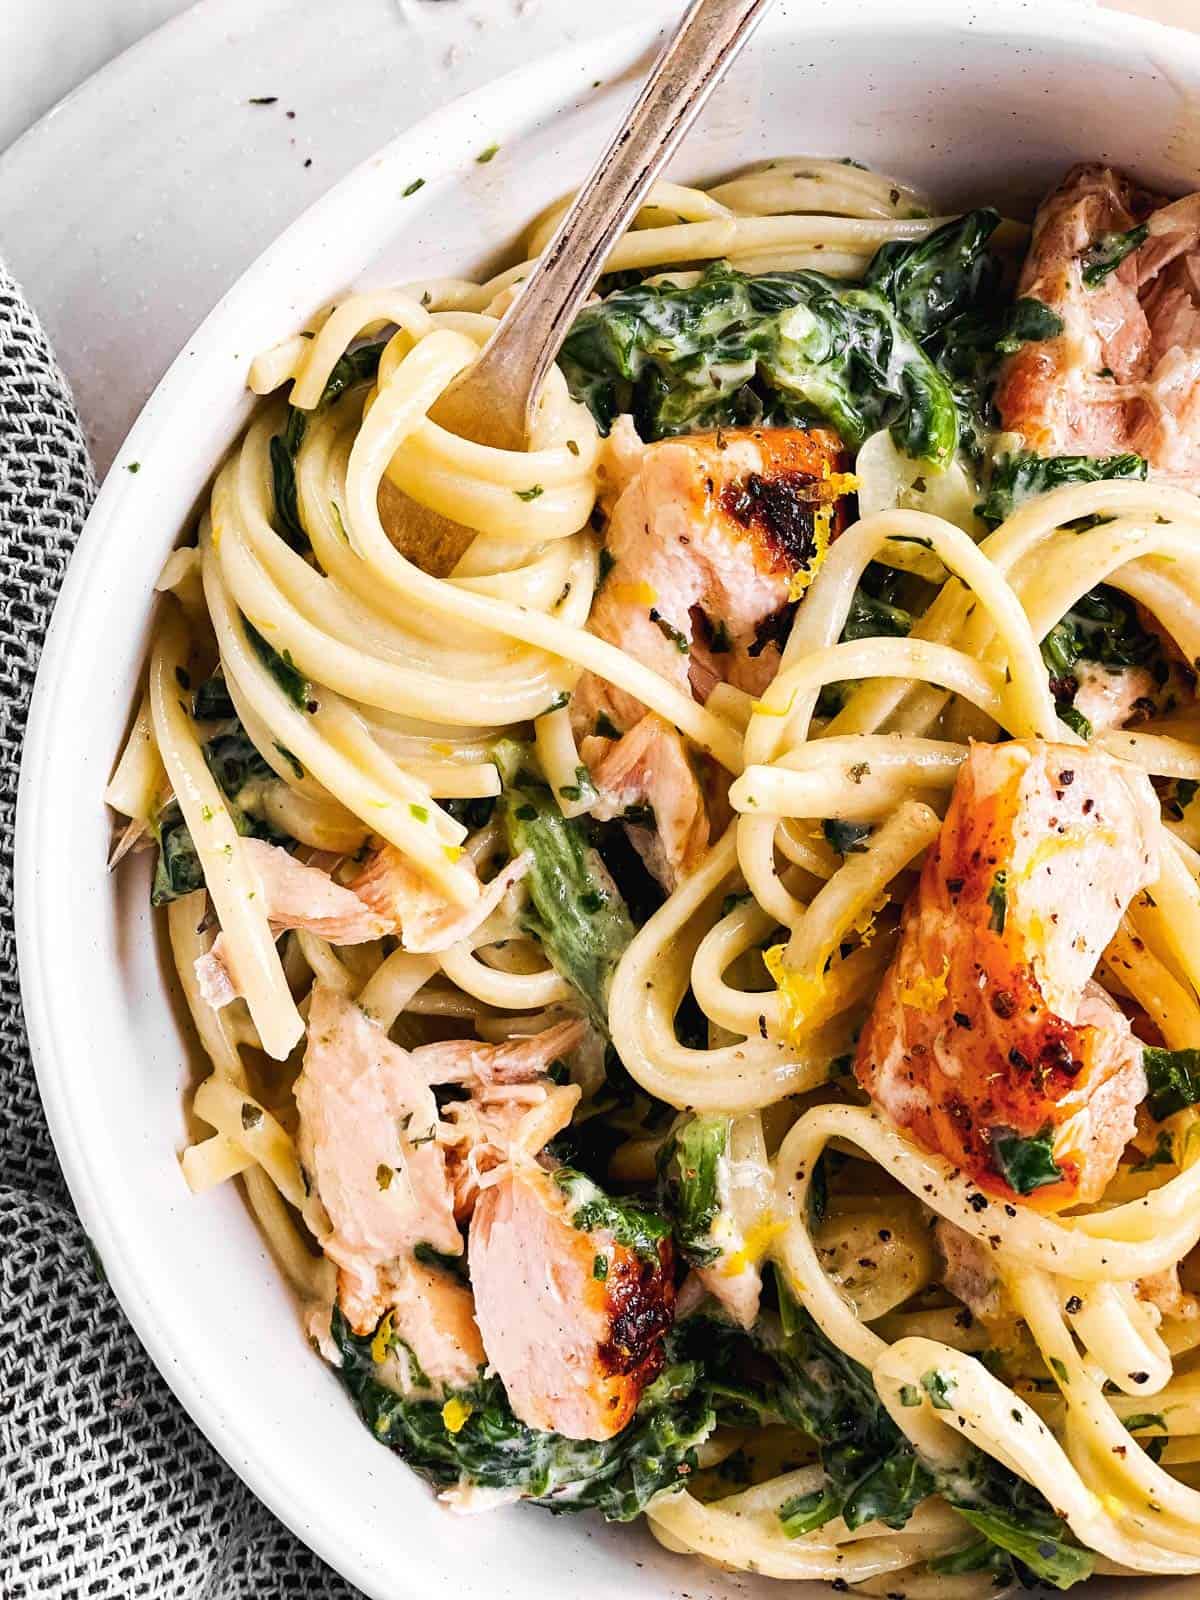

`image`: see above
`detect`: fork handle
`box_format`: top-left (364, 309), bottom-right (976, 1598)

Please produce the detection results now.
top-left (436, 0), bottom-right (774, 450)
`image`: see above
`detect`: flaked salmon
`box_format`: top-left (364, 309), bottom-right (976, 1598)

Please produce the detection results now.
top-left (349, 843), bottom-right (530, 953)
top-left (469, 1163), bottom-right (674, 1440)
top-left (295, 984), bottom-right (461, 1335)
top-left (855, 741), bottom-right (1159, 1208)
top-left (195, 838), bottom-right (388, 1008)
top-left (580, 713), bottom-right (709, 889)
top-left (996, 164), bottom-right (1200, 488)
top-left (380, 1258), bottom-right (486, 1390)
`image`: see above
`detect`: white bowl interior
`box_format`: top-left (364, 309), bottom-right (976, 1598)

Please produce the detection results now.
top-left (17, 3), bottom-right (1200, 1596)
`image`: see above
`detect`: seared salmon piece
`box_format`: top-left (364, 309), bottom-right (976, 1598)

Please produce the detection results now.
top-left (576, 425), bottom-right (849, 883)
top-left (996, 164), bottom-right (1200, 487)
top-left (582, 424), bottom-right (850, 726)
top-left (195, 838), bottom-right (389, 1008)
top-left (295, 984), bottom-right (461, 1334)
top-left (854, 741), bottom-right (1159, 1209)
top-left (469, 1163), bottom-right (674, 1440)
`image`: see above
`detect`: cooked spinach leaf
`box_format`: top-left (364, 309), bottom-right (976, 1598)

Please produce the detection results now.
top-left (953, 1506), bottom-right (1094, 1589)
top-left (865, 209), bottom-right (1002, 340)
top-left (559, 260), bottom-right (960, 463)
top-left (1081, 224), bottom-right (1148, 288)
top-left (270, 340), bottom-right (387, 550)
top-left (822, 819), bottom-right (872, 856)
top-left (675, 1275), bottom-right (1092, 1588)
top-left (841, 578), bottom-right (914, 643)
top-left (816, 564), bottom-right (914, 719)
top-left (657, 1115), bottom-right (729, 1266)
top-left (778, 1485), bottom-right (842, 1536)
top-left (192, 671), bottom-right (237, 722)
top-left (978, 450), bottom-right (1147, 529)
top-left (501, 771), bottom-right (635, 1028)
top-left (1036, 580), bottom-right (1166, 729)
top-left (242, 617), bottom-right (313, 710)
top-left (854, 209), bottom-right (1061, 456)
top-left (149, 720), bottom-right (291, 906)
top-left (332, 1309), bottom-right (713, 1520)
top-left (1143, 1046), bottom-right (1200, 1121)
top-left (150, 803), bottom-right (207, 906)
top-left (554, 1167), bottom-right (671, 1261)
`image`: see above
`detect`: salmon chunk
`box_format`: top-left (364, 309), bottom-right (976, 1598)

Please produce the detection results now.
top-left (348, 844), bottom-right (530, 953)
top-left (382, 1258), bottom-right (486, 1390)
top-left (468, 1163), bottom-right (674, 1440)
top-left (583, 424), bottom-right (850, 725)
top-left (580, 713), bottom-right (710, 889)
top-left (996, 164), bottom-right (1200, 487)
top-left (854, 741), bottom-right (1159, 1208)
top-left (195, 838), bottom-right (389, 1008)
top-left (411, 1018), bottom-right (585, 1087)
top-left (576, 424), bottom-right (849, 883)
top-left (295, 985), bottom-right (461, 1334)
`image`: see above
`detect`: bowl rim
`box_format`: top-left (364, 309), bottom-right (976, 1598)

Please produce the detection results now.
top-left (16, 1), bottom-right (1200, 1593)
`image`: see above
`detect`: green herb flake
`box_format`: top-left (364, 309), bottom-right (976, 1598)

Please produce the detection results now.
top-left (241, 1102), bottom-right (264, 1131)
top-left (514, 484), bottom-right (544, 501)
top-left (920, 1369), bottom-right (957, 1411)
top-left (126, 461), bottom-right (141, 474)
top-left (377, 1163), bottom-right (394, 1191)
top-left (987, 869), bottom-right (1008, 934)
top-left (403, 178), bottom-right (426, 197)
top-left (592, 1253), bottom-right (609, 1281)
top-left (898, 1384), bottom-right (922, 1408)
top-left (476, 143), bottom-right (500, 164)
top-left (410, 803), bottom-right (430, 823)
top-left (648, 608), bottom-right (689, 653)
top-left (1049, 1357), bottom-right (1070, 1385)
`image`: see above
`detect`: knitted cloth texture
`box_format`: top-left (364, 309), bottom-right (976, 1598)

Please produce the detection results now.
top-left (0, 262), bottom-right (363, 1600)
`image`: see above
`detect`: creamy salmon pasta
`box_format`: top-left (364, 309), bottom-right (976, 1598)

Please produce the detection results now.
top-left (109, 158), bottom-right (1200, 1591)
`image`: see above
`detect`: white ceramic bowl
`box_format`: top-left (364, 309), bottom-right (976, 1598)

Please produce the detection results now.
top-left (18, 3), bottom-right (1200, 1595)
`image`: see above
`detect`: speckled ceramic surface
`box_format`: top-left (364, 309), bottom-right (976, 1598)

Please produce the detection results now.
top-left (0, 0), bottom-right (660, 472)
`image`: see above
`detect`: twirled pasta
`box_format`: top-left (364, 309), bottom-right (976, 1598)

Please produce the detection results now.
top-left (108, 153), bottom-right (1200, 1594)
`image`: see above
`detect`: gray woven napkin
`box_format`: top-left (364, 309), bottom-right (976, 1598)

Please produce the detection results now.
top-left (0, 263), bottom-right (365, 1600)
